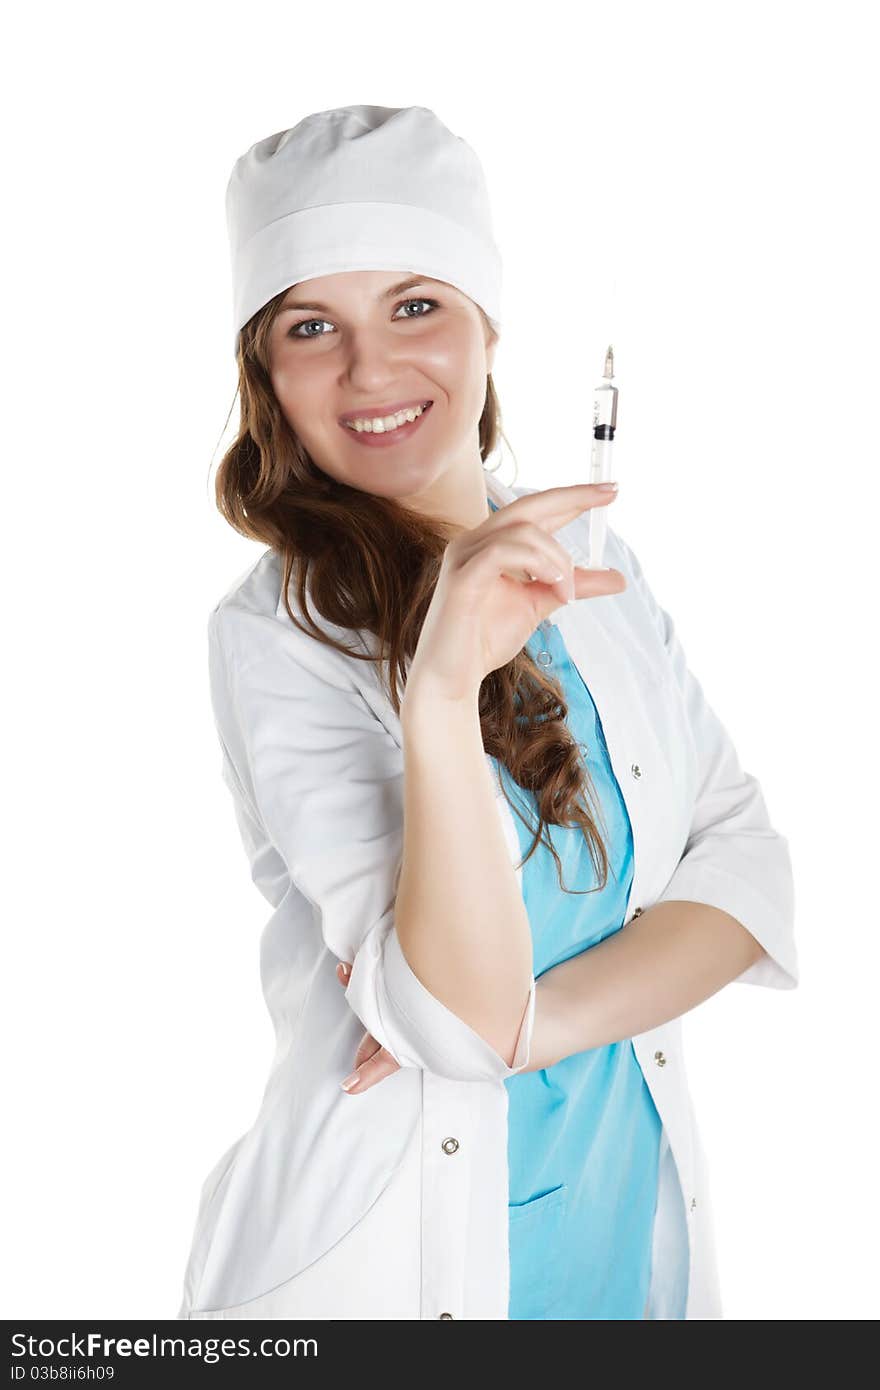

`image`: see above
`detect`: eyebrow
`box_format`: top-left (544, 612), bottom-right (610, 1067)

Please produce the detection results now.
top-left (278, 276), bottom-right (434, 315)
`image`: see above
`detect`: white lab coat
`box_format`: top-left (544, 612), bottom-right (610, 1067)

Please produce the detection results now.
top-left (176, 467), bottom-right (798, 1321)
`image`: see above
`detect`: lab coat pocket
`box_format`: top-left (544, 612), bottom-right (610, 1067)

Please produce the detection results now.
top-left (507, 1182), bottom-right (569, 1318)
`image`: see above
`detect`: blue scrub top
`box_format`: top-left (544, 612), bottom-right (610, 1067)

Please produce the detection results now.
top-left (486, 497), bottom-right (663, 1320)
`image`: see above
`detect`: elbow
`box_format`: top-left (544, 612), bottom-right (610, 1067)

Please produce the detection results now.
top-left (491, 983), bottom-right (535, 1072)
top-left (345, 928), bottom-right (536, 1083)
top-left (744, 931), bottom-right (769, 969)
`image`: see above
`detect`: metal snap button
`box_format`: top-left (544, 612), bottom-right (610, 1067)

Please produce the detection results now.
top-left (632, 907), bottom-right (643, 918)
top-left (439, 1312), bottom-right (454, 1319)
top-left (654, 1050), bottom-right (666, 1067)
top-left (441, 1137), bottom-right (460, 1155)
top-left (536, 650), bottom-right (552, 666)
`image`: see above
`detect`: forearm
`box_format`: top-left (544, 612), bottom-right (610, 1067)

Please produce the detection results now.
top-left (396, 687), bottom-right (533, 1067)
top-left (528, 900), bottom-right (766, 1069)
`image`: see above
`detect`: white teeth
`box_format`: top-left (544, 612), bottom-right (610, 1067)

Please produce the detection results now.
top-left (346, 402), bottom-right (429, 433)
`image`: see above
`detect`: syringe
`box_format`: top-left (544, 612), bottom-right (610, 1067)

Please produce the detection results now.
top-left (587, 344), bottom-right (618, 569)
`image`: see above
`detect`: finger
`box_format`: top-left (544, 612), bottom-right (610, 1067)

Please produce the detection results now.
top-left (463, 518), bottom-right (577, 589)
top-left (465, 536), bottom-right (621, 607)
top-left (354, 1030), bottom-right (382, 1068)
top-left (463, 535), bottom-right (570, 591)
top-left (341, 1048), bottom-right (401, 1094)
top-left (486, 481), bottom-right (619, 530)
top-left (528, 566), bottom-right (627, 612)
top-left (571, 564), bottom-right (628, 600)
top-left (336, 961), bottom-right (352, 986)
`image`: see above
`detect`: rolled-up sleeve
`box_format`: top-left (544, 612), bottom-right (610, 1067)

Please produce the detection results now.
top-left (208, 601), bottom-right (534, 1082)
top-left (612, 530), bottom-right (799, 992)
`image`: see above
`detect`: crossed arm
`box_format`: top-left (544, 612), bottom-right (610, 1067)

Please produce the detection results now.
top-left (335, 898), bottom-right (765, 1093)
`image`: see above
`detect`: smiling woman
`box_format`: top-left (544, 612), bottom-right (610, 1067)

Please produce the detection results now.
top-left (176, 102), bottom-right (798, 1323)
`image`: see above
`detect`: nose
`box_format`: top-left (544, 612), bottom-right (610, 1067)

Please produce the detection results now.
top-left (339, 325), bottom-right (414, 385)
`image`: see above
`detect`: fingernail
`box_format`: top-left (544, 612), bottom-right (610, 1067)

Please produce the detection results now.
top-left (596, 481), bottom-right (619, 491)
top-left (340, 1072), bottom-right (360, 1091)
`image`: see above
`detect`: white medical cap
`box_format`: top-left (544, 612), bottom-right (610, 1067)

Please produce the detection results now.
top-left (225, 104), bottom-right (503, 361)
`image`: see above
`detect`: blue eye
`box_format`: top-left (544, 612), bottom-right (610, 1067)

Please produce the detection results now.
top-left (395, 296), bottom-right (440, 320)
top-left (287, 297), bottom-right (440, 340)
top-left (289, 318), bottom-right (329, 339)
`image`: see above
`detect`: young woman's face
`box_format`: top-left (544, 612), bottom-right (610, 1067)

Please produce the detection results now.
top-left (266, 269), bottom-right (498, 511)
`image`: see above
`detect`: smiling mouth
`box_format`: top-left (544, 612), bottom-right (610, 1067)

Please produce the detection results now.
top-left (339, 400), bottom-right (434, 447)
top-left (341, 401), bottom-right (433, 433)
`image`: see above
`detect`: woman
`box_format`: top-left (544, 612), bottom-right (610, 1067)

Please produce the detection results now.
top-left (176, 104), bottom-right (798, 1321)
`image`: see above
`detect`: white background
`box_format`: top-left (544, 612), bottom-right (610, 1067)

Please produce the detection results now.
top-left (3, 0), bottom-right (876, 1321)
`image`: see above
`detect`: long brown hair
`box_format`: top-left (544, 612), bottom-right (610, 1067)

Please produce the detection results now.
top-left (214, 289), bottom-right (611, 895)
